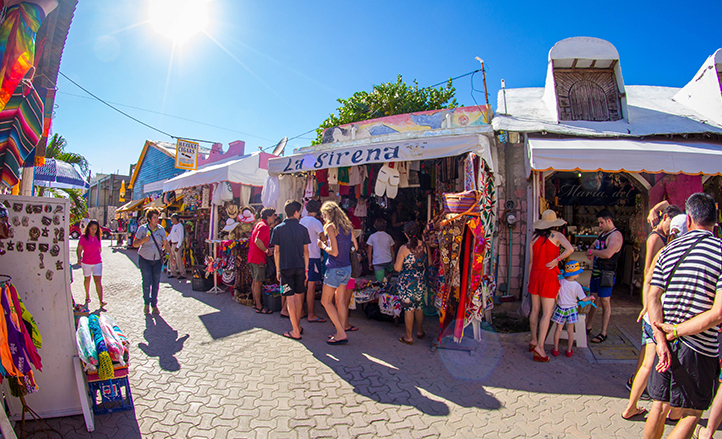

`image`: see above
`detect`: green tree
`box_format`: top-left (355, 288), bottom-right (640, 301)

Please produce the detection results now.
top-left (36, 134), bottom-right (89, 224)
top-left (313, 74), bottom-right (458, 144)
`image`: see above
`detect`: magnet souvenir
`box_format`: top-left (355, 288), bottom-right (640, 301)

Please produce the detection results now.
top-left (25, 204), bottom-right (32, 214)
top-left (11, 217), bottom-right (19, 227)
top-left (26, 243), bottom-right (35, 252)
top-left (38, 243), bottom-right (48, 252)
top-left (53, 215), bottom-right (59, 225)
top-left (0, 241), bottom-right (4, 256)
top-left (21, 217), bottom-right (28, 227)
top-left (12, 203), bottom-right (22, 212)
top-left (53, 205), bottom-right (63, 213)
top-left (41, 216), bottom-right (51, 226)
top-left (38, 253), bottom-right (44, 269)
top-left (2, 200), bottom-right (9, 208)
top-left (41, 227), bottom-right (48, 237)
top-left (44, 205), bottom-right (51, 213)
top-left (32, 205), bottom-right (41, 214)
top-left (28, 227), bottom-right (39, 241)
top-left (5, 242), bottom-right (13, 251)
top-left (16, 241), bottom-right (23, 252)
top-left (50, 244), bottom-right (59, 257)
top-left (58, 228), bottom-right (64, 241)
top-left (45, 270), bottom-right (53, 281)
top-left (55, 260), bottom-right (63, 270)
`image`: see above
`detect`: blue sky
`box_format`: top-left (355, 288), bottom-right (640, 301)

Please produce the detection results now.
top-left (53, 1), bottom-right (722, 177)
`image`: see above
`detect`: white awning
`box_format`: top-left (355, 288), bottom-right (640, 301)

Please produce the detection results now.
top-left (268, 134), bottom-right (493, 174)
top-left (528, 138), bottom-right (722, 176)
top-left (162, 152), bottom-right (269, 192)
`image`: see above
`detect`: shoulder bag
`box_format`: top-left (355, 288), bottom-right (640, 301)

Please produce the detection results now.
top-left (663, 234), bottom-right (708, 291)
top-left (148, 228), bottom-right (165, 261)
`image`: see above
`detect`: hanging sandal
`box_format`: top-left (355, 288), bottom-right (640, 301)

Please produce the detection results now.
top-left (591, 333), bottom-right (608, 343)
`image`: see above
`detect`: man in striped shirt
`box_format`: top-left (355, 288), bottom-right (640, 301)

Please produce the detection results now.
top-left (644, 193), bottom-right (722, 439)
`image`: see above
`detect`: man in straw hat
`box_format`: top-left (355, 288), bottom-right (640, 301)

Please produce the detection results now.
top-left (585, 209), bottom-right (623, 344)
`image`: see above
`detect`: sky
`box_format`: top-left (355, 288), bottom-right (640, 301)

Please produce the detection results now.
top-left (53, 0), bottom-right (722, 177)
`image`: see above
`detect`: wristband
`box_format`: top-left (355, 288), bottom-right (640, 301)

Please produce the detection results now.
top-left (673, 325), bottom-right (679, 340)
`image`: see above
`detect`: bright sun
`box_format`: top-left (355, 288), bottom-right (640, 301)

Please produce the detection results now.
top-left (148, 0), bottom-right (209, 44)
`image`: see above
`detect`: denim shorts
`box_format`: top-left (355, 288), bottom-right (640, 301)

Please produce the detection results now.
top-left (641, 320), bottom-right (656, 346)
top-left (324, 266), bottom-right (351, 288)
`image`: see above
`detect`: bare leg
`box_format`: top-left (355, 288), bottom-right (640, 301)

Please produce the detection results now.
top-left (553, 322), bottom-right (563, 352)
top-left (335, 284), bottom-right (349, 332)
top-left (296, 291), bottom-right (304, 321)
top-left (306, 281), bottom-right (322, 321)
top-left (623, 344), bottom-right (655, 418)
top-left (666, 409), bottom-right (702, 439)
top-left (281, 296), bottom-right (289, 317)
top-left (403, 309), bottom-right (414, 342)
top-left (321, 285), bottom-right (346, 340)
top-left (644, 401), bottom-right (671, 439)
top-left (415, 309), bottom-right (424, 337)
top-left (698, 387), bottom-right (722, 439)
top-left (286, 294), bottom-right (302, 338)
top-left (83, 276), bottom-right (91, 302)
top-left (342, 286), bottom-right (353, 330)
top-left (534, 297), bottom-right (556, 358)
top-left (251, 280), bottom-right (263, 310)
top-left (529, 294), bottom-right (541, 346)
top-left (600, 296), bottom-right (612, 336)
top-left (586, 292), bottom-right (599, 331)
top-left (567, 323), bottom-right (575, 352)
top-left (93, 275), bottom-right (104, 305)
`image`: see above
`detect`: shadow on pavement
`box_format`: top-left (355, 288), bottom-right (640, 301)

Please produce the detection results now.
top-left (137, 314), bottom-right (189, 371)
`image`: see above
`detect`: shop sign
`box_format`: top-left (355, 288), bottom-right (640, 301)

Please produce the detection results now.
top-left (175, 139), bottom-right (199, 170)
top-left (548, 173), bottom-right (639, 206)
top-left (269, 135), bottom-right (481, 174)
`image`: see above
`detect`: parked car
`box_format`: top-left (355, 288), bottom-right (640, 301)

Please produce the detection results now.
top-left (70, 223), bottom-right (112, 240)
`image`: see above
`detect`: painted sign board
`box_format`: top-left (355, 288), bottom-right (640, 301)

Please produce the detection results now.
top-left (175, 139), bottom-right (199, 170)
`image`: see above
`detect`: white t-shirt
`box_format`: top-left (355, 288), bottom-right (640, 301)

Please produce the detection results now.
top-left (300, 215), bottom-right (324, 259)
top-left (367, 231), bottom-right (395, 265)
top-left (557, 278), bottom-right (587, 308)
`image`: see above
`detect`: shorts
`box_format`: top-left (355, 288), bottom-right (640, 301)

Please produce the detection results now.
top-left (590, 276), bottom-right (614, 298)
top-left (648, 341), bottom-right (720, 410)
top-left (641, 321), bottom-right (656, 346)
top-left (528, 268), bottom-right (560, 299)
top-left (249, 263), bottom-right (265, 282)
top-left (82, 263), bottom-right (102, 277)
top-left (551, 305), bottom-right (578, 325)
top-left (280, 267), bottom-right (306, 297)
top-left (373, 262), bottom-right (394, 282)
top-left (324, 266), bottom-right (351, 289)
top-left (308, 258), bottom-right (323, 282)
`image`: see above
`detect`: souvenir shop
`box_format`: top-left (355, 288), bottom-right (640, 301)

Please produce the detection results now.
top-left (161, 152), bottom-right (271, 295)
top-left (527, 137), bottom-right (722, 292)
top-left (267, 129), bottom-right (499, 345)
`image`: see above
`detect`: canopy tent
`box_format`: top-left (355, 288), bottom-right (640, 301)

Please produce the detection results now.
top-left (268, 134), bottom-right (494, 175)
top-left (34, 158), bottom-right (89, 189)
top-left (162, 152), bottom-right (269, 192)
top-left (116, 198), bottom-right (146, 212)
top-left (527, 138), bottom-right (722, 176)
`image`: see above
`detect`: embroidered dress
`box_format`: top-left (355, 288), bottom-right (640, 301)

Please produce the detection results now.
top-left (397, 250), bottom-right (428, 312)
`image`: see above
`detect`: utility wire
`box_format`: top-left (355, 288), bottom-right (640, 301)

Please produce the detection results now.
top-left (58, 71), bottom-right (219, 144)
top-left (427, 69), bottom-right (481, 88)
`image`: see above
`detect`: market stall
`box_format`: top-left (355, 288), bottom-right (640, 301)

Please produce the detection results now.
top-left (266, 107), bottom-right (498, 345)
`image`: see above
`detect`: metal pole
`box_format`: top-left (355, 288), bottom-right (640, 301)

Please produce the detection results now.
top-left (475, 57), bottom-right (490, 108)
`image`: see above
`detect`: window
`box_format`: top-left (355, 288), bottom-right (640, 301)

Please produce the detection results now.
top-left (569, 80), bottom-right (609, 121)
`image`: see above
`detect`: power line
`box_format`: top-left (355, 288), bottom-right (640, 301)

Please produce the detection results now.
top-left (58, 71), bottom-right (219, 144)
top-left (57, 90), bottom-right (275, 142)
top-left (427, 69), bottom-right (481, 88)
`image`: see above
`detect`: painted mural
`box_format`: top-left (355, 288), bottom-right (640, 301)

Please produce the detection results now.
top-left (321, 106), bottom-right (493, 144)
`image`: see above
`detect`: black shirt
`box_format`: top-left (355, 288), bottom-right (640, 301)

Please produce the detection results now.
top-left (269, 218), bottom-right (311, 270)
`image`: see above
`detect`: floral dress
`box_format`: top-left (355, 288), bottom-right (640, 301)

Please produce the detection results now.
top-left (397, 248), bottom-right (428, 312)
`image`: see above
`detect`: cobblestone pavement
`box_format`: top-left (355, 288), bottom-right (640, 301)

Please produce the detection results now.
top-left (15, 242), bottom-right (696, 438)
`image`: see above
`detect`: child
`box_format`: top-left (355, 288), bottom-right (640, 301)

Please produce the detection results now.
top-left (551, 260), bottom-right (594, 357)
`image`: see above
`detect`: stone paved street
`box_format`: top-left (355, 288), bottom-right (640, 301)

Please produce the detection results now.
top-left (14, 241), bottom-right (706, 438)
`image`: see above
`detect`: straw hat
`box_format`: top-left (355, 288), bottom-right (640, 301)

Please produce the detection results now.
top-left (222, 218), bottom-right (239, 232)
top-left (532, 209), bottom-right (567, 230)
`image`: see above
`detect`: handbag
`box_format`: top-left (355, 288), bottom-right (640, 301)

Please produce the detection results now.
top-left (599, 270), bottom-right (615, 288)
top-left (442, 190), bottom-right (480, 214)
top-left (350, 246), bottom-right (362, 278)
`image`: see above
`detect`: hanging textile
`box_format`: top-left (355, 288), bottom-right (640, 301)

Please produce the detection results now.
top-left (240, 185), bottom-right (252, 207)
top-left (0, 3), bottom-right (45, 111)
top-left (478, 160), bottom-right (496, 263)
top-left (0, 280), bottom-right (41, 395)
top-left (0, 82), bottom-right (43, 188)
top-left (464, 153), bottom-right (476, 191)
top-left (233, 238), bottom-right (252, 301)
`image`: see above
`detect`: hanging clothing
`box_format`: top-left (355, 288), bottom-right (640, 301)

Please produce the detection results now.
top-left (348, 166), bottom-right (363, 185)
top-left (464, 153), bottom-right (477, 191)
top-left (397, 162), bottom-right (410, 188)
top-left (261, 175), bottom-right (279, 208)
top-left (338, 167), bottom-right (350, 186)
top-left (0, 83), bottom-right (43, 188)
top-left (240, 185), bottom-right (252, 207)
top-left (315, 168), bottom-right (329, 197)
top-left (328, 168), bottom-right (338, 185)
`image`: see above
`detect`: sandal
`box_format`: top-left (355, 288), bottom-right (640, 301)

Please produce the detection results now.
top-left (566, 350), bottom-right (574, 357)
top-left (528, 342), bottom-right (537, 352)
top-left (591, 333), bottom-right (608, 343)
top-left (255, 307), bottom-right (273, 314)
top-left (533, 351), bottom-right (550, 363)
top-left (283, 331), bottom-right (301, 341)
top-left (345, 325), bottom-right (359, 332)
top-left (417, 332), bottom-right (426, 339)
top-left (621, 407), bottom-right (647, 420)
top-left (327, 337), bottom-right (348, 345)
top-left (399, 337), bottom-right (413, 345)
top-left (551, 348), bottom-right (559, 357)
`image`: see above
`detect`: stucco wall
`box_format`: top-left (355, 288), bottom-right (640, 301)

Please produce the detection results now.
top-left (132, 147), bottom-right (184, 200)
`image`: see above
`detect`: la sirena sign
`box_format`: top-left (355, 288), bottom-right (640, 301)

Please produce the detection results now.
top-left (175, 139), bottom-right (199, 170)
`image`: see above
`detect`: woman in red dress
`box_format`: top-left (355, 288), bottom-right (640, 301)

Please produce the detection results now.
top-left (527, 210), bottom-right (574, 362)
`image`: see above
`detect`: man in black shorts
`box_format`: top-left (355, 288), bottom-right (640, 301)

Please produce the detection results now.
top-left (270, 200), bottom-right (310, 340)
top-left (645, 193), bottom-right (722, 439)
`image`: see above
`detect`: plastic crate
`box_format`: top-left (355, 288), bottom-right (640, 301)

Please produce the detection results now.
top-left (262, 292), bottom-right (282, 312)
top-left (88, 376), bottom-right (134, 415)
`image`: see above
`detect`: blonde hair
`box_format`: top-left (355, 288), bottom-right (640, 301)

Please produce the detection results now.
top-left (320, 201), bottom-right (353, 236)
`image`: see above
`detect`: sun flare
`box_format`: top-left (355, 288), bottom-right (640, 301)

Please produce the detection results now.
top-left (148, 0), bottom-right (209, 44)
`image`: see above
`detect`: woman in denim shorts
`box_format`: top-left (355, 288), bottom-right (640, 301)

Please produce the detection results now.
top-left (318, 201), bottom-right (358, 345)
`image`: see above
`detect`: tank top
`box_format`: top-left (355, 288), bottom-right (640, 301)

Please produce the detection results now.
top-left (531, 236), bottom-right (561, 273)
top-left (326, 229), bottom-right (351, 269)
top-left (594, 228), bottom-right (623, 272)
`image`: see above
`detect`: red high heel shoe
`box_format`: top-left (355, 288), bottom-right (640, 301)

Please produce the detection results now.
top-left (533, 350), bottom-right (550, 363)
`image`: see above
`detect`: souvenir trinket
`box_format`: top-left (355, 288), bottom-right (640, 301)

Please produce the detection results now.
top-left (50, 244), bottom-right (59, 257)
top-left (5, 241), bottom-right (13, 251)
top-left (16, 241), bottom-right (23, 252)
top-left (41, 227), bottom-right (49, 237)
top-left (11, 217), bottom-right (19, 227)
top-left (53, 205), bottom-right (63, 213)
top-left (44, 205), bottom-right (51, 213)
top-left (38, 243), bottom-right (48, 252)
top-left (32, 205), bottom-right (42, 214)
top-left (55, 260), bottom-right (63, 270)
top-left (21, 217), bottom-right (28, 227)
top-left (26, 243), bottom-right (35, 252)
top-left (45, 270), bottom-right (53, 281)
top-left (29, 227), bottom-right (40, 241)
top-left (12, 203), bottom-right (22, 212)
top-left (38, 253), bottom-right (44, 269)
top-left (53, 215), bottom-right (60, 225)
top-left (41, 216), bottom-right (51, 226)
top-left (25, 204), bottom-right (32, 214)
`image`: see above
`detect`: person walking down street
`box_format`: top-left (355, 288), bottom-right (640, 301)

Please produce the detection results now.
top-left (644, 193), bottom-right (722, 439)
top-left (622, 204), bottom-right (683, 421)
top-left (367, 218), bottom-right (396, 282)
top-left (318, 201), bottom-right (357, 345)
top-left (585, 209), bottom-right (623, 344)
top-left (76, 219), bottom-right (105, 309)
top-left (527, 209), bottom-right (574, 362)
top-left (395, 221), bottom-right (428, 346)
top-left (249, 207), bottom-right (276, 314)
top-left (299, 200), bottom-right (327, 323)
top-left (270, 201), bottom-right (310, 340)
top-left (134, 208), bottom-right (168, 315)
top-left (167, 214), bottom-right (186, 279)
